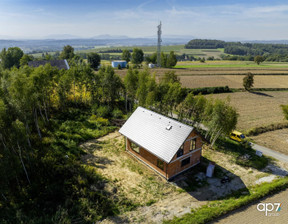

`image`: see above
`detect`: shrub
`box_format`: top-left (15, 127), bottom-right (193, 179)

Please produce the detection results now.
top-left (246, 122), bottom-right (288, 136)
top-left (91, 103), bottom-right (99, 115)
top-left (112, 108), bottom-right (123, 118)
top-left (89, 115), bottom-right (109, 126)
top-left (187, 86), bottom-right (231, 95)
top-left (96, 106), bottom-right (111, 118)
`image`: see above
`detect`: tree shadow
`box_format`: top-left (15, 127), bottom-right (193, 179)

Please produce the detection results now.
top-left (262, 162), bottom-right (288, 176)
top-left (171, 157), bottom-right (249, 201)
top-left (250, 91), bottom-right (273, 97)
top-left (100, 216), bottom-right (130, 224)
top-left (80, 140), bottom-right (114, 169)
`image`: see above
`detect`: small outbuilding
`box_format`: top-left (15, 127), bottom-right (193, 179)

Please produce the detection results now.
top-left (119, 106), bottom-right (204, 180)
top-left (111, 60), bottom-right (127, 68)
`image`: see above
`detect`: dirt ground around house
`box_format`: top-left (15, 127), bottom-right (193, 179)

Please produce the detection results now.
top-left (80, 131), bottom-right (288, 224)
top-left (205, 91), bottom-right (288, 131)
top-left (251, 129), bottom-right (288, 156)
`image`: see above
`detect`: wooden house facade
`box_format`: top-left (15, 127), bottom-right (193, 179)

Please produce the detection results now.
top-left (119, 107), bottom-right (204, 180)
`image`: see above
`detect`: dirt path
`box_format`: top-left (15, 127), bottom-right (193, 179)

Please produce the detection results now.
top-left (212, 188), bottom-right (288, 224)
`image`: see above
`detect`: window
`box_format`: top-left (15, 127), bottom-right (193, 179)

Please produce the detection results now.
top-left (130, 141), bottom-right (140, 153)
top-left (157, 159), bottom-right (164, 170)
top-left (177, 145), bottom-right (184, 158)
top-left (190, 138), bottom-right (197, 151)
top-left (181, 157), bottom-right (190, 167)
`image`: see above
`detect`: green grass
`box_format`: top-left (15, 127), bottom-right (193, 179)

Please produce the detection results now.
top-left (214, 137), bottom-right (269, 170)
top-left (76, 45), bottom-right (224, 58)
top-left (164, 177), bottom-right (288, 224)
top-left (77, 45), bottom-right (184, 54)
top-left (175, 61), bottom-right (288, 68)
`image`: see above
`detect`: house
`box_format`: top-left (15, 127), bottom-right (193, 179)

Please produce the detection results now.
top-left (111, 60), bottom-right (127, 68)
top-left (28, 59), bottom-right (70, 70)
top-left (119, 106), bottom-right (204, 180)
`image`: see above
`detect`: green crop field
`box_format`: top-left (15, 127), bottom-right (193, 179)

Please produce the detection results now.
top-left (76, 45), bottom-right (224, 58)
top-left (31, 45), bottom-right (225, 59)
top-left (175, 60), bottom-right (288, 68)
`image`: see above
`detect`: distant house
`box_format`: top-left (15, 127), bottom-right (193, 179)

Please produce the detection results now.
top-left (119, 106), bottom-right (204, 180)
top-left (28, 59), bottom-right (70, 70)
top-left (111, 60), bottom-right (127, 68)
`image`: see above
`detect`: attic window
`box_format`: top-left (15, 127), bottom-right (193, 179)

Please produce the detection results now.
top-left (166, 125), bottom-right (172, 130)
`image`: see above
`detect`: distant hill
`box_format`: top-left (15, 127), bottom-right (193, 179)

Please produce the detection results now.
top-left (0, 37), bottom-right (191, 53)
top-left (92, 34), bottom-right (130, 39)
top-left (43, 34), bottom-right (80, 39)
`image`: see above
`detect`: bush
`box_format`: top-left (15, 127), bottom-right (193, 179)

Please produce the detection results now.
top-left (246, 122), bottom-right (288, 136)
top-left (89, 115), bottom-right (109, 126)
top-left (95, 106), bottom-right (111, 118)
top-left (187, 86), bottom-right (231, 95)
top-left (112, 108), bottom-right (123, 118)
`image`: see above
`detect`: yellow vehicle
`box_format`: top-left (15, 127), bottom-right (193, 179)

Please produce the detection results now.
top-left (230, 131), bottom-right (246, 142)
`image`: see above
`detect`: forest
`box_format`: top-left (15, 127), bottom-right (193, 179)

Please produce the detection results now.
top-left (0, 46), bottom-right (238, 223)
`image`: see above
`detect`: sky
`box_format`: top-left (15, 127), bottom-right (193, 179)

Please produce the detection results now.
top-left (1, 0), bottom-right (288, 40)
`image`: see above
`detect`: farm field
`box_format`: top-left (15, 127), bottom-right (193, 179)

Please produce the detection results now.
top-left (77, 45), bottom-right (224, 58)
top-left (205, 91), bottom-right (288, 131)
top-left (175, 60), bottom-right (288, 68)
top-left (251, 129), bottom-right (288, 155)
top-left (179, 75), bottom-right (288, 88)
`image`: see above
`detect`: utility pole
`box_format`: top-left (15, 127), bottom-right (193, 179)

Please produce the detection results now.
top-left (157, 21), bottom-right (162, 67)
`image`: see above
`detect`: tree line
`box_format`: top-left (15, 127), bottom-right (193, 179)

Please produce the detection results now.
top-left (185, 39), bottom-right (288, 62)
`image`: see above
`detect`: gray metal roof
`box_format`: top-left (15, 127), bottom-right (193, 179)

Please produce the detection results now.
top-left (119, 106), bottom-right (193, 163)
top-left (28, 59), bottom-right (70, 70)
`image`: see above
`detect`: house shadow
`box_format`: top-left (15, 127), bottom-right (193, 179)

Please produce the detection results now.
top-left (170, 157), bottom-right (249, 201)
top-left (250, 91), bottom-right (273, 97)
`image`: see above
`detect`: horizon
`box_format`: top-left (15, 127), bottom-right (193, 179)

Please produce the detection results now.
top-left (2, 0), bottom-right (288, 40)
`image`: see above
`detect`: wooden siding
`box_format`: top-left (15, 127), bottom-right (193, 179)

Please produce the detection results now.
top-left (125, 129), bottom-right (202, 180)
top-left (126, 138), bottom-right (168, 178)
top-left (167, 149), bottom-right (201, 178)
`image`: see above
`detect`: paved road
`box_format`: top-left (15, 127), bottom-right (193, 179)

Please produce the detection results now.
top-left (252, 143), bottom-right (288, 163)
top-left (212, 188), bottom-right (288, 224)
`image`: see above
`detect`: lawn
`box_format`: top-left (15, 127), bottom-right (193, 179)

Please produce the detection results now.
top-left (205, 91), bottom-right (288, 131)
